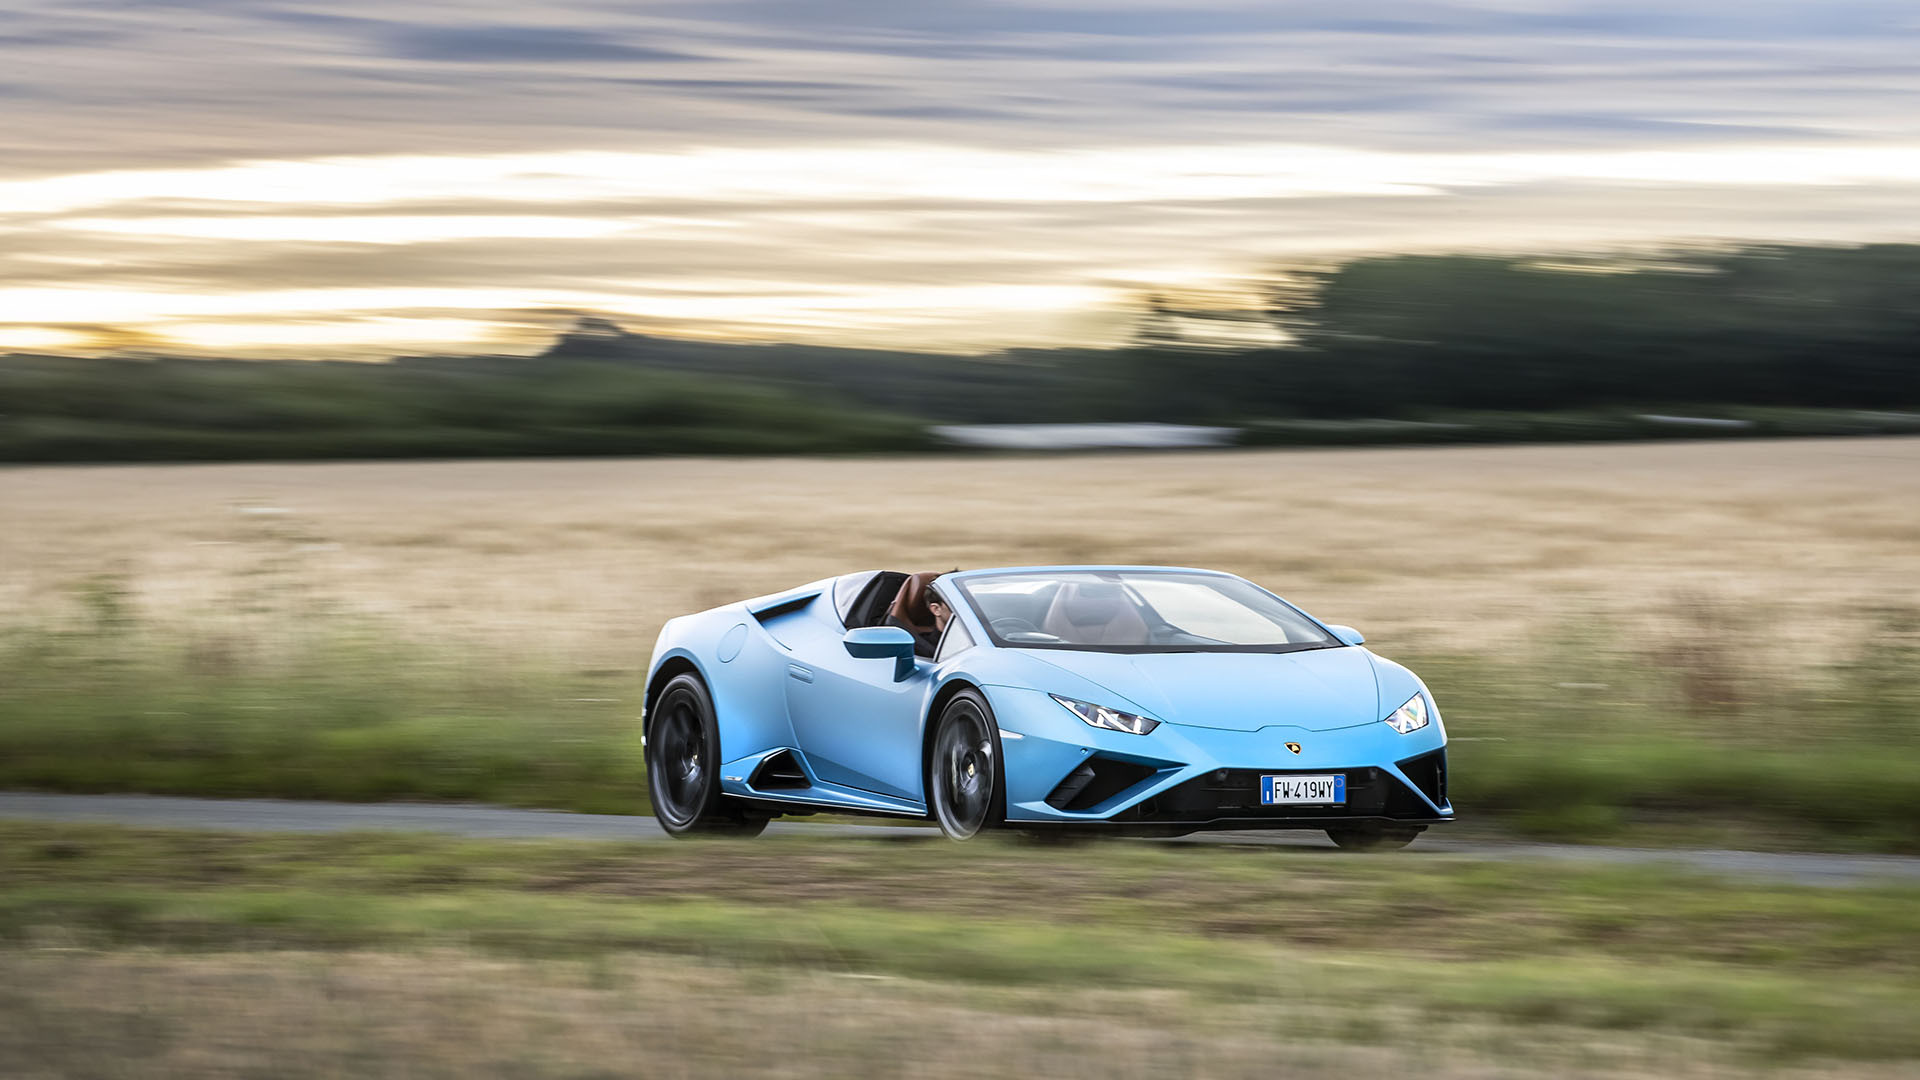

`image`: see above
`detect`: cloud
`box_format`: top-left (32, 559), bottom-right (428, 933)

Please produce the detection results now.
top-left (0, 28), bottom-right (127, 48)
top-left (1480, 114), bottom-right (1836, 141)
top-left (0, 0), bottom-right (1916, 353)
top-left (5, 0), bottom-right (1917, 170)
top-left (376, 24), bottom-right (708, 64)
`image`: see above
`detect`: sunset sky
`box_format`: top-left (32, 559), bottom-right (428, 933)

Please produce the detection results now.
top-left (3, 1), bottom-right (1918, 355)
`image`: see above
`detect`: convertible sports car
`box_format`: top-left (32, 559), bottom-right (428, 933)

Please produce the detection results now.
top-left (643, 566), bottom-right (1451, 848)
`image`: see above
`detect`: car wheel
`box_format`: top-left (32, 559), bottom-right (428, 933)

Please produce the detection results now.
top-left (1325, 825), bottom-right (1423, 851)
top-left (647, 673), bottom-right (766, 838)
top-left (929, 689), bottom-right (1003, 841)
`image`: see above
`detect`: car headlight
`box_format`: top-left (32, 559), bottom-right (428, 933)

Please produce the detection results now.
top-left (1051, 695), bottom-right (1160, 735)
top-left (1383, 693), bottom-right (1429, 734)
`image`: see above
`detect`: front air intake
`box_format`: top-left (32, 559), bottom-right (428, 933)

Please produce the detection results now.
top-left (1045, 757), bottom-right (1158, 812)
top-left (1395, 749), bottom-right (1447, 807)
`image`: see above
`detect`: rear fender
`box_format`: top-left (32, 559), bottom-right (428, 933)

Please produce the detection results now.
top-left (647, 608), bottom-right (798, 759)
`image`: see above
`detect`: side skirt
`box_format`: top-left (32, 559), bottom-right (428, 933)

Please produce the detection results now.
top-left (728, 794), bottom-right (930, 821)
top-left (718, 747), bottom-right (927, 818)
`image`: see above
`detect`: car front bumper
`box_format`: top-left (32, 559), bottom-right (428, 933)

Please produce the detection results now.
top-left (986, 685), bottom-right (1453, 832)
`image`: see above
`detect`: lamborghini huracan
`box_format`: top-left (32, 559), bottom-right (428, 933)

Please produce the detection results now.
top-left (643, 566), bottom-right (1451, 848)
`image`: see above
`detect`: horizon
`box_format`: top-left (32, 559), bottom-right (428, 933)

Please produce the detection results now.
top-left (3, 1), bottom-right (1919, 358)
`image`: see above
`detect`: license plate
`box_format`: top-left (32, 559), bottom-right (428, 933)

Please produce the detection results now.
top-left (1260, 773), bottom-right (1345, 806)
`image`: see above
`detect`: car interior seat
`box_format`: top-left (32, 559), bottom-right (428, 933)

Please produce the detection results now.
top-left (885, 571), bottom-right (944, 656)
top-left (1041, 581), bottom-right (1149, 645)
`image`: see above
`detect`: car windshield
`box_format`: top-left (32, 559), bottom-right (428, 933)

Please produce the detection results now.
top-left (954, 570), bottom-right (1343, 653)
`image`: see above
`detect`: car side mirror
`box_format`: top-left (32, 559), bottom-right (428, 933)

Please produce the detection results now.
top-left (1326, 624), bottom-right (1365, 646)
top-left (843, 625), bottom-right (917, 681)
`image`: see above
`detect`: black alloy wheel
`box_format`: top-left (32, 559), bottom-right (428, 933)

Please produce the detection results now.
top-left (930, 689), bottom-right (1003, 840)
top-left (647, 673), bottom-right (767, 838)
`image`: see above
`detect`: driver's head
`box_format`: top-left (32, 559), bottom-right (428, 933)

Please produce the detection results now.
top-left (927, 596), bottom-right (952, 631)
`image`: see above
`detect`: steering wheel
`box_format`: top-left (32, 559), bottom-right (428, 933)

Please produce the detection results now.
top-left (991, 617), bottom-right (1043, 636)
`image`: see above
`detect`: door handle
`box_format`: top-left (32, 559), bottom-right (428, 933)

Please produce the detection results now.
top-left (787, 664), bottom-right (814, 683)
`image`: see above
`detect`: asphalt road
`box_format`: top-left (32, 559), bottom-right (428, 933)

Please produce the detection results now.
top-left (4, 791), bottom-right (1916, 886)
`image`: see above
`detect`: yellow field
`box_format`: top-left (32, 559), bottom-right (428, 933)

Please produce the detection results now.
top-left (3, 437), bottom-right (1916, 666)
top-left (10, 949), bottom-right (1912, 1080)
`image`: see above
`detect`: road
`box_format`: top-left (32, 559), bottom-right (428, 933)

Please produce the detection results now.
top-left (4, 791), bottom-right (1916, 886)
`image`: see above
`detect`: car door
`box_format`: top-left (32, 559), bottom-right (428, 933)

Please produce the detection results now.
top-left (783, 623), bottom-right (934, 800)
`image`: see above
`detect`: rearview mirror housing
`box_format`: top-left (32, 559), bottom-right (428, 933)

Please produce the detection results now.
top-left (1326, 624), bottom-right (1366, 646)
top-left (843, 625), bottom-right (917, 681)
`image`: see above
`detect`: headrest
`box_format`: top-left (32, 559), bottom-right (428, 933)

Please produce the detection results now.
top-left (1057, 582), bottom-right (1128, 626)
top-left (887, 571), bottom-right (943, 633)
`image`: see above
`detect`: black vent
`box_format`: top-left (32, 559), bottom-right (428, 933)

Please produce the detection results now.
top-left (1396, 749), bottom-right (1447, 807)
top-left (751, 595), bottom-right (815, 622)
top-left (1110, 765), bottom-right (1446, 826)
top-left (750, 749), bottom-right (809, 790)
top-left (1045, 757), bottom-right (1159, 811)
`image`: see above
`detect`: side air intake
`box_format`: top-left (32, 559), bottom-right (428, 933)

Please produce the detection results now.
top-left (749, 749), bottom-right (810, 790)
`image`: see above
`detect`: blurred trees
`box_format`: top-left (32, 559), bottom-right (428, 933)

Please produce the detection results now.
top-left (1234, 243), bottom-right (1920, 417)
top-left (0, 355), bottom-right (930, 461)
top-left (2, 242), bottom-right (1916, 460)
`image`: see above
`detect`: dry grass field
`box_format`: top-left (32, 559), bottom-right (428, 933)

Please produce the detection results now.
top-left (3, 443), bottom-right (1918, 1077)
top-left (4, 437), bottom-right (1916, 663)
top-left (1, 437), bottom-right (1916, 841)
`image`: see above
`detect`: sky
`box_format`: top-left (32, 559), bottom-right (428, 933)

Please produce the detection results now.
top-left (1, 0), bottom-right (1918, 356)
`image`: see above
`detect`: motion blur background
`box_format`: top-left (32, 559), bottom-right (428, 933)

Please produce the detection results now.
top-left (2, 2), bottom-right (1918, 1078)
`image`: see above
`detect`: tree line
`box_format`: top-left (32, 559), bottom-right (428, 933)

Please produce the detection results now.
top-left (2, 242), bottom-right (1915, 459)
top-left (1111, 243), bottom-right (1920, 420)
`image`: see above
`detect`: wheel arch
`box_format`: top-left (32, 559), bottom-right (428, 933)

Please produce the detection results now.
top-left (644, 654), bottom-right (706, 740)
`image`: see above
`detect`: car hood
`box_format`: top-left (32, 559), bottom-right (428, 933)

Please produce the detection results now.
top-left (1026, 646), bottom-right (1383, 732)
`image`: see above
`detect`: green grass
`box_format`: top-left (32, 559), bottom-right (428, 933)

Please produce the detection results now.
top-left (2, 825), bottom-right (1917, 1062)
top-left (0, 624), bottom-right (650, 815)
top-left (7, 888), bottom-right (1913, 1059)
top-left (6, 825), bottom-right (1918, 972)
top-left (1, 605), bottom-right (1916, 850)
top-left (1415, 608), bottom-right (1920, 849)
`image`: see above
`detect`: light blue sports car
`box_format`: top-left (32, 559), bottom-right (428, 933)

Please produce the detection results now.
top-left (643, 566), bottom-right (1451, 848)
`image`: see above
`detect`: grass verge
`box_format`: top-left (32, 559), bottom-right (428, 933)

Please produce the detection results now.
top-left (1, 825), bottom-right (1917, 1070)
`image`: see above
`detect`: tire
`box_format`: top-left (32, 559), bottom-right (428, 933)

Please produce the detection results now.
top-left (1326, 824), bottom-right (1423, 851)
top-left (928, 688), bottom-right (1004, 841)
top-left (646, 673), bottom-right (767, 838)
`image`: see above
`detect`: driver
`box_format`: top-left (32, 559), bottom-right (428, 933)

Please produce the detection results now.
top-left (927, 595), bottom-right (954, 636)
